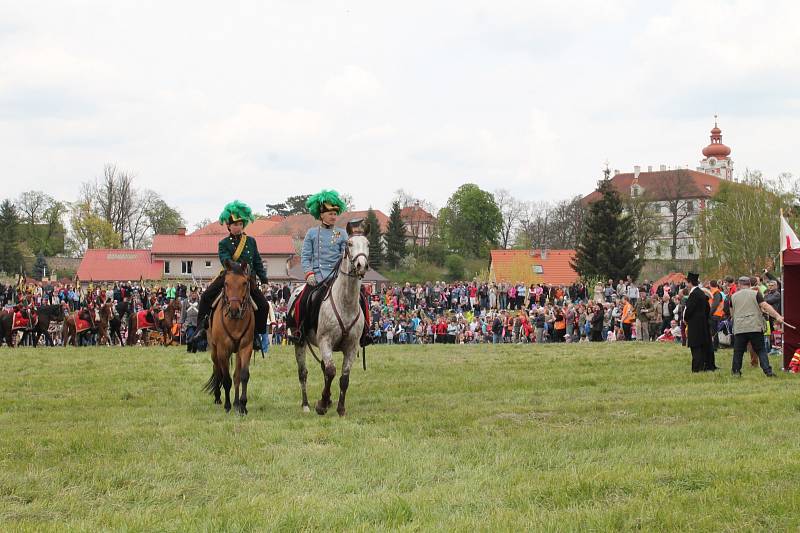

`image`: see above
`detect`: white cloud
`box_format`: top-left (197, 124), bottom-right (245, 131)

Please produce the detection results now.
top-left (0, 0), bottom-right (797, 228)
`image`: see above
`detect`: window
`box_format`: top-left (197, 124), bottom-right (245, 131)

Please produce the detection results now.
top-left (182, 260), bottom-right (193, 274)
top-left (686, 200), bottom-right (694, 213)
top-left (655, 246), bottom-right (661, 257)
top-left (687, 244), bottom-right (695, 255)
top-left (533, 265), bottom-right (544, 274)
top-left (164, 261), bottom-right (170, 274)
top-left (205, 261), bottom-right (211, 268)
top-left (686, 220), bottom-right (695, 232)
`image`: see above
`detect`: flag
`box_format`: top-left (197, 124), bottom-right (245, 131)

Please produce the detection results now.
top-left (781, 215), bottom-right (800, 251)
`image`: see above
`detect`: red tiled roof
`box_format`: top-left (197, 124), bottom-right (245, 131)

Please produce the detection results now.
top-left (77, 249), bottom-right (163, 282)
top-left (490, 249), bottom-right (579, 285)
top-left (583, 169), bottom-right (723, 203)
top-left (151, 234), bottom-right (295, 255)
top-left (266, 210), bottom-right (389, 239)
top-left (400, 206), bottom-right (436, 223)
top-left (652, 272), bottom-right (686, 287)
top-left (191, 218), bottom-right (282, 236)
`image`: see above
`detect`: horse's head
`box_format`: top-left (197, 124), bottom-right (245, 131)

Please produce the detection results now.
top-left (345, 219), bottom-right (371, 279)
top-left (223, 259), bottom-right (251, 319)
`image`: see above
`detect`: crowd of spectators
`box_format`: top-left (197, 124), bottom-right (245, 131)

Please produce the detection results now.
top-left (2, 272), bottom-right (783, 355)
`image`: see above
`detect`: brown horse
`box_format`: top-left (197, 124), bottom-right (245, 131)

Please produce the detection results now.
top-left (127, 300), bottom-right (180, 346)
top-left (202, 260), bottom-right (255, 415)
top-left (97, 301), bottom-right (114, 346)
top-left (62, 308), bottom-right (97, 347)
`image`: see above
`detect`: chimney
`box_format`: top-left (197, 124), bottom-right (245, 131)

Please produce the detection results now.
top-left (634, 165), bottom-right (641, 180)
top-left (647, 165), bottom-right (652, 172)
top-left (541, 249), bottom-right (548, 260)
top-left (660, 164), bottom-right (666, 171)
top-left (177, 227), bottom-right (186, 236)
top-left (614, 169), bottom-right (619, 175)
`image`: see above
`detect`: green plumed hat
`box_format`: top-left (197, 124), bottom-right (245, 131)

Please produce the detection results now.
top-left (219, 200), bottom-right (255, 227)
top-left (306, 190), bottom-right (347, 220)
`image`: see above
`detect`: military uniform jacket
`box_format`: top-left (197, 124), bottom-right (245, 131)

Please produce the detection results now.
top-left (301, 225), bottom-right (347, 282)
top-left (218, 234), bottom-right (268, 283)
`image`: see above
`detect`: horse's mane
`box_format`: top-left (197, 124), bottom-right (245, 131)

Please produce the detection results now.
top-left (225, 261), bottom-right (248, 277)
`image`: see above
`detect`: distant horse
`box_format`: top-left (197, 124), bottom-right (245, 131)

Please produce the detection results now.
top-left (97, 301), bottom-right (115, 346)
top-left (62, 308), bottom-right (97, 347)
top-left (108, 300), bottom-right (128, 346)
top-left (292, 224), bottom-right (370, 416)
top-left (126, 299), bottom-right (180, 346)
top-left (21, 304), bottom-right (66, 347)
top-left (0, 310), bottom-right (14, 347)
top-left (202, 260), bottom-right (255, 415)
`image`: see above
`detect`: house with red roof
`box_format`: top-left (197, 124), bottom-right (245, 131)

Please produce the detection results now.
top-left (76, 249), bottom-right (164, 285)
top-left (400, 203), bottom-right (436, 247)
top-left (489, 249), bottom-right (579, 285)
top-left (151, 229), bottom-right (296, 281)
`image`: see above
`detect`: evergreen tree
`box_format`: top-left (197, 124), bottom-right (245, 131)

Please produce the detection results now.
top-left (365, 207), bottom-right (383, 268)
top-left (0, 199), bottom-right (23, 274)
top-left (384, 201), bottom-right (407, 269)
top-left (572, 172), bottom-right (642, 281)
top-left (34, 253), bottom-right (49, 280)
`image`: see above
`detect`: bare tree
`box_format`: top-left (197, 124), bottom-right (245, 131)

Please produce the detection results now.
top-left (624, 193), bottom-right (661, 259)
top-left (651, 170), bottom-right (702, 260)
top-left (494, 188), bottom-right (524, 249)
top-left (15, 190), bottom-right (53, 230)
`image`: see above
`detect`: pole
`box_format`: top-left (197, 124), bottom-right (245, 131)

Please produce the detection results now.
top-left (780, 208), bottom-right (786, 370)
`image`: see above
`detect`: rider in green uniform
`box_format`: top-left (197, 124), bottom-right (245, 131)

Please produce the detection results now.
top-left (189, 200), bottom-right (269, 351)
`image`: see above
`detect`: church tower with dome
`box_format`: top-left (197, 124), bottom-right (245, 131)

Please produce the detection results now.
top-left (697, 116), bottom-right (733, 180)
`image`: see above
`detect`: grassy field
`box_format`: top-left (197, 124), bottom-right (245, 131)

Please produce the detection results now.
top-left (2, 342), bottom-right (800, 531)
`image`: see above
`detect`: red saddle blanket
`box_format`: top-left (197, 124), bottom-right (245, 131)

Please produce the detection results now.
top-left (136, 310), bottom-right (156, 331)
top-left (75, 316), bottom-right (92, 333)
top-left (13, 313), bottom-right (35, 330)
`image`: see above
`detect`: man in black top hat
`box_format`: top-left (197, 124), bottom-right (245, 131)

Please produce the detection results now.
top-left (683, 271), bottom-right (717, 372)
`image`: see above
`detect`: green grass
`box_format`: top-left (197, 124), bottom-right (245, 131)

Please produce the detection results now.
top-left (2, 342), bottom-right (800, 531)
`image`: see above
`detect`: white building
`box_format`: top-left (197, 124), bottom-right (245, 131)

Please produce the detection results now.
top-left (584, 120), bottom-right (734, 260)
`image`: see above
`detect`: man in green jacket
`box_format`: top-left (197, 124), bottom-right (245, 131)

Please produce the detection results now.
top-left (189, 200), bottom-right (268, 351)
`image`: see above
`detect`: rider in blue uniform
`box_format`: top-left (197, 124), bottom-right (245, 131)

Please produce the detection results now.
top-left (287, 190), bottom-right (371, 346)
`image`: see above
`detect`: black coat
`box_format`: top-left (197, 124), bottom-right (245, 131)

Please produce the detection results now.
top-left (683, 286), bottom-right (712, 348)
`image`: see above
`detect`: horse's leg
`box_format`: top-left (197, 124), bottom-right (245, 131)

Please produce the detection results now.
top-left (236, 347), bottom-right (252, 415)
top-left (315, 341), bottom-right (336, 416)
top-left (337, 344), bottom-right (357, 417)
top-left (220, 351), bottom-right (232, 413)
top-left (295, 344), bottom-right (310, 412)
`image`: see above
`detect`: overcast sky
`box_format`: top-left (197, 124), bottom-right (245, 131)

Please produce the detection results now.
top-left (2, 0), bottom-right (798, 227)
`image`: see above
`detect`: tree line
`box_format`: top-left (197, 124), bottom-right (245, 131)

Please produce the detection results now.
top-left (0, 163), bottom-right (184, 277)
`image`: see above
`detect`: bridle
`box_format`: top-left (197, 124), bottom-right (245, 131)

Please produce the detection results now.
top-left (219, 269), bottom-right (253, 349)
top-left (339, 237), bottom-right (369, 279)
top-left (222, 271), bottom-right (251, 319)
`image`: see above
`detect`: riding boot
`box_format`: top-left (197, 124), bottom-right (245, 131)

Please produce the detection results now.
top-left (359, 291), bottom-right (372, 347)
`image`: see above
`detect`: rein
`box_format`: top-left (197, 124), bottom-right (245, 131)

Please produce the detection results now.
top-left (218, 271), bottom-right (253, 349)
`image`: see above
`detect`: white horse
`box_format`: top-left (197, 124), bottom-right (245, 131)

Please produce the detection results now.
top-left (293, 227), bottom-right (370, 416)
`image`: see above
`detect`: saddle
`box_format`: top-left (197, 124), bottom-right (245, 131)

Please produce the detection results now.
top-left (12, 312), bottom-right (35, 330)
top-left (135, 310), bottom-right (156, 331)
top-left (75, 314), bottom-right (92, 333)
top-left (290, 279), bottom-right (332, 339)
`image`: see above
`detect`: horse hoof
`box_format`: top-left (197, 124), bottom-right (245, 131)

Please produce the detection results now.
top-left (337, 406), bottom-right (346, 417)
top-left (214, 398), bottom-right (222, 405)
top-left (302, 405), bottom-right (310, 413)
top-left (225, 404), bottom-right (231, 412)
top-left (315, 401), bottom-right (327, 415)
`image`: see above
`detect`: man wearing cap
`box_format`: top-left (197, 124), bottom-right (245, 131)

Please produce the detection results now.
top-left (188, 200), bottom-right (269, 351)
top-left (683, 271), bottom-right (717, 372)
top-left (286, 190), bottom-right (371, 347)
top-left (730, 276), bottom-right (783, 377)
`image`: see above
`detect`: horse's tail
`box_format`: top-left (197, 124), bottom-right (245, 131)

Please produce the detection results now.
top-left (202, 370), bottom-right (221, 395)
